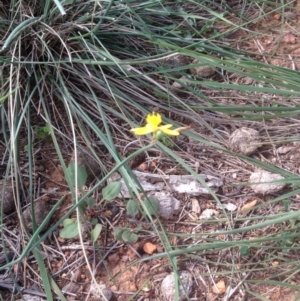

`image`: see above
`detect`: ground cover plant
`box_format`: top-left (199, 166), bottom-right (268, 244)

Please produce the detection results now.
top-left (1, 0), bottom-right (300, 300)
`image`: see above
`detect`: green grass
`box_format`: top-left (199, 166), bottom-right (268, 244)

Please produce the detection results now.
top-left (1, 0), bottom-right (300, 300)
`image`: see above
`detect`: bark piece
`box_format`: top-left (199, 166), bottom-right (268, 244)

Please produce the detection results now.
top-left (0, 179), bottom-right (16, 214)
top-left (110, 171), bottom-right (222, 198)
top-left (150, 191), bottom-right (180, 219)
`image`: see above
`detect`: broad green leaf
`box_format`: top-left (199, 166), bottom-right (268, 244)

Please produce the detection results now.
top-left (121, 229), bottom-right (138, 244)
top-left (78, 203), bottom-right (86, 215)
top-left (91, 224), bottom-right (102, 243)
top-left (143, 196), bottom-right (159, 216)
top-left (102, 182), bottom-right (121, 201)
top-left (240, 246), bottom-right (250, 256)
top-left (87, 197), bottom-right (95, 207)
top-left (67, 162), bottom-right (87, 190)
top-left (59, 223), bottom-right (79, 239)
top-left (90, 218), bottom-right (98, 225)
top-left (114, 228), bottom-right (125, 241)
top-left (62, 218), bottom-right (76, 227)
top-left (126, 199), bottom-right (139, 217)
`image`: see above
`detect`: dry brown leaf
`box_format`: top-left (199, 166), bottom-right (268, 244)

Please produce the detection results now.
top-left (241, 199), bottom-right (257, 212)
top-left (191, 198), bottom-right (200, 214)
top-left (137, 162), bottom-right (147, 171)
top-left (272, 261), bottom-right (279, 267)
top-left (103, 210), bottom-right (112, 217)
top-left (143, 242), bottom-right (157, 255)
top-left (212, 279), bottom-right (226, 294)
top-left (273, 13), bottom-right (281, 20)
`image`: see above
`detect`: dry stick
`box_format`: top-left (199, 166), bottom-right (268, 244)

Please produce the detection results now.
top-left (0, 280), bottom-right (62, 300)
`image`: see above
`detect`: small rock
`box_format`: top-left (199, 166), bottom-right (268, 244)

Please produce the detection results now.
top-left (23, 199), bottom-right (51, 232)
top-left (162, 55), bottom-right (190, 77)
top-left (249, 170), bottom-right (286, 194)
top-left (171, 76), bottom-right (190, 89)
top-left (143, 242), bottom-right (157, 255)
top-left (190, 59), bottom-right (216, 78)
top-left (62, 282), bottom-right (80, 295)
top-left (90, 283), bottom-right (113, 301)
top-left (228, 127), bottom-right (260, 155)
top-left (70, 146), bottom-right (100, 178)
top-left (0, 179), bottom-right (16, 214)
top-left (161, 270), bottom-right (193, 301)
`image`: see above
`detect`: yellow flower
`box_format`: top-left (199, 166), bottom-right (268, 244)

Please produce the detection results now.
top-left (130, 112), bottom-right (180, 136)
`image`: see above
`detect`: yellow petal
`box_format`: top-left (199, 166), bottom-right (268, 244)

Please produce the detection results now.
top-left (159, 125), bottom-right (180, 136)
top-left (131, 124), bottom-right (155, 135)
top-left (146, 112), bottom-right (162, 127)
top-left (159, 124), bottom-right (174, 130)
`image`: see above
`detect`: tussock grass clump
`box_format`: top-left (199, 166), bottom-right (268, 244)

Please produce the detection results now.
top-left (1, 0), bottom-right (300, 300)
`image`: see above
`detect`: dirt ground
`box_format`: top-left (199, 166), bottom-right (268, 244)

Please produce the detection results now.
top-left (1, 2), bottom-right (300, 301)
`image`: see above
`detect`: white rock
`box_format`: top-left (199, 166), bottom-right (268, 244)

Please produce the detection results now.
top-left (217, 203), bottom-right (237, 211)
top-left (161, 271), bottom-right (193, 301)
top-left (199, 208), bottom-right (216, 219)
top-left (249, 170), bottom-right (286, 194)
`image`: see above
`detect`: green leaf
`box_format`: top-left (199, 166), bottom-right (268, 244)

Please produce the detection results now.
top-left (66, 162), bottom-right (87, 190)
top-left (102, 182), bottom-right (121, 201)
top-left (34, 124), bottom-right (51, 139)
top-left (87, 197), bottom-right (95, 207)
top-left (90, 218), bottom-right (98, 225)
top-left (63, 218), bottom-right (76, 227)
top-left (283, 199), bottom-right (291, 211)
top-left (114, 228), bottom-right (125, 241)
top-left (126, 199), bottom-right (139, 217)
top-left (78, 203), bottom-right (87, 215)
top-left (240, 245), bottom-right (250, 256)
top-left (143, 196), bottom-right (159, 216)
top-left (121, 229), bottom-right (138, 244)
top-left (59, 223), bottom-right (79, 239)
top-left (91, 224), bottom-right (102, 243)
